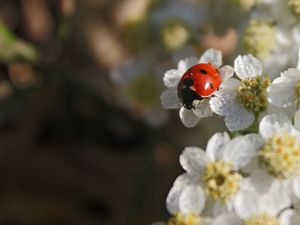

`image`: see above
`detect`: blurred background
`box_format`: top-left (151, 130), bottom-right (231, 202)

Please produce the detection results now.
top-left (0, 0), bottom-right (239, 224)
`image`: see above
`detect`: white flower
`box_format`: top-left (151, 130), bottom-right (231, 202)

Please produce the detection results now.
top-left (110, 58), bottom-right (169, 127)
top-left (160, 48), bottom-right (234, 128)
top-left (155, 172), bottom-right (206, 225)
top-left (268, 48), bottom-right (300, 108)
top-left (233, 180), bottom-right (290, 225)
top-left (242, 114), bottom-right (300, 202)
top-left (236, 0), bottom-right (300, 76)
top-left (213, 208), bottom-right (300, 225)
top-left (210, 54), bottom-right (270, 131)
top-left (211, 201), bottom-right (300, 225)
top-left (210, 177), bottom-right (291, 225)
top-left (166, 132), bottom-right (263, 217)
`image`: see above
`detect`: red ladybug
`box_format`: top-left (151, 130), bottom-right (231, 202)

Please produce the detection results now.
top-left (177, 63), bottom-right (222, 110)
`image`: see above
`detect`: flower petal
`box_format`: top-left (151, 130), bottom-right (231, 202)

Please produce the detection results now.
top-left (259, 114), bottom-right (293, 140)
top-left (234, 185), bottom-right (260, 220)
top-left (179, 107), bottom-right (201, 128)
top-left (293, 175), bottom-right (300, 199)
top-left (219, 65), bottom-right (234, 79)
top-left (294, 109), bottom-right (300, 131)
top-left (206, 132), bottom-right (230, 162)
top-left (199, 48), bottom-right (222, 68)
top-left (163, 69), bottom-right (181, 88)
top-left (222, 134), bottom-right (264, 168)
top-left (245, 169), bottom-right (273, 194)
top-left (280, 209), bottom-right (299, 225)
top-left (259, 181), bottom-right (291, 217)
top-left (267, 82), bottom-right (295, 107)
top-left (179, 185), bottom-right (206, 214)
top-left (209, 78), bottom-right (240, 116)
top-left (235, 176), bottom-right (289, 220)
top-left (160, 89), bottom-right (181, 109)
top-left (179, 147), bottom-right (211, 175)
top-left (212, 213), bottom-right (243, 225)
top-left (224, 105), bottom-right (255, 131)
top-left (178, 57), bottom-right (198, 74)
top-left (212, 201), bottom-right (230, 216)
top-left (192, 99), bottom-right (213, 118)
top-left (209, 97), bottom-right (228, 117)
top-left (272, 73), bottom-right (290, 85)
top-left (239, 174), bottom-right (291, 217)
top-left (267, 104), bottom-right (296, 121)
top-left (166, 184), bottom-right (182, 214)
top-left (220, 77), bottom-right (241, 90)
top-left (281, 68), bottom-right (300, 82)
top-left (297, 47), bottom-right (300, 70)
top-left (234, 55), bottom-right (262, 80)
top-left (173, 173), bottom-right (198, 187)
top-left (267, 68), bottom-right (300, 108)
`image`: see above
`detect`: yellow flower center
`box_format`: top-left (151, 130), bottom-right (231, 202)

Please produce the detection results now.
top-left (244, 213), bottom-right (280, 225)
top-left (236, 76), bottom-right (270, 116)
top-left (230, 0), bottom-right (257, 10)
top-left (203, 161), bottom-right (243, 202)
top-left (260, 133), bottom-right (300, 179)
top-left (167, 213), bottom-right (201, 225)
top-left (126, 74), bottom-right (160, 105)
top-left (243, 20), bottom-right (277, 59)
top-left (162, 20), bottom-right (190, 50)
top-left (288, 0), bottom-right (300, 20)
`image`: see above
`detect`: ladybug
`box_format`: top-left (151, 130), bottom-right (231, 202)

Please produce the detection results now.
top-left (177, 63), bottom-right (222, 110)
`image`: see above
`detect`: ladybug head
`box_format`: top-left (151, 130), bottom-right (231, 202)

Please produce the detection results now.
top-left (178, 78), bottom-right (203, 110)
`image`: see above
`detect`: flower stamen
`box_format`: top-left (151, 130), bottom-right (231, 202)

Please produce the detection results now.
top-left (167, 213), bottom-right (201, 225)
top-left (244, 213), bottom-right (280, 225)
top-left (236, 76), bottom-right (270, 116)
top-left (203, 161), bottom-right (243, 202)
top-left (162, 20), bottom-right (190, 50)
top-left (243, 21), bottom-right (277, 59)
top-left (260, 133), bottom-right (300, 179)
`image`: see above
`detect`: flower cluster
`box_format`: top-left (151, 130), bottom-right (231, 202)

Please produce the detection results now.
top-left (245, 0), bottom-right (300, 76)
top-left (109, 0), bottom-right (300, 127)
top-left (199, 0), bottom-right (300, 77)
top-left (153, 113), bottom-right (300, 225)
top-left (155, 47), bottom-right (300, 225)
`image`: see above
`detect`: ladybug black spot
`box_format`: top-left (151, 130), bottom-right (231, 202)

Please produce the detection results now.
top-left (209, 83), bottom-right (214, 89)
top-left (200, 69), bottom-right (208, 75)
top-left (183, 79), bottom-right (194, 87)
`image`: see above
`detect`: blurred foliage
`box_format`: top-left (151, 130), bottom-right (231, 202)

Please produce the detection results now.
top-left (0, 19), bottom-right (38, 62)
top-left (0, 0), bottom-right (230, 225)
